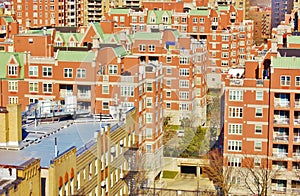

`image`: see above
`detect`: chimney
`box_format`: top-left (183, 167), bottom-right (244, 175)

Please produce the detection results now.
top-left (7, 104), bottom-right (22, 146)
top-left (0, 107), bottom-right (9, 146)
top-left (54, 137), bottom-right (58, 157)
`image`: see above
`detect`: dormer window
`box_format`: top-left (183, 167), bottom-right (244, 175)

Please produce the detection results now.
top-left (55, 41), bottom-right (63, 47)
top-left (150, 16), bottom-right (156, 23)
top-left (8, 65), bottom-right (18, 76)
top-left (162, 16), bottom-right (168, 23)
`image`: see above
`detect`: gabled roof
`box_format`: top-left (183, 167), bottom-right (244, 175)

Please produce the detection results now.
top-left (133, 32), bottom-right (162, 40)
top-left (113, 46), bottom-right (127, 57)
top-left (2, 16), bottom-right (14, 23)
top-left (147, 10), bottom-right (172, 24)
top-left (92, 23), bottom-right (105, 41)
top-left (56, 32), bottom-right (84, 43)
top-left (0, 52), bottom-right (24, 79)
top-left (56, 50), bottom-right (96, 62)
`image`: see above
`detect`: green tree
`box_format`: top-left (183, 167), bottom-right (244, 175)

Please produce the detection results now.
top-left (179, 126), bottom-right (207, 157)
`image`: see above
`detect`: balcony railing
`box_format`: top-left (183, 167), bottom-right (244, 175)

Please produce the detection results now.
top-left (295, 119), bottom-right (300, 125)
top-left (295, 101), bottom-right (300, 108)
top-left (77, 92), bottom-right (91, 99)
top-left (274, 118), bottom-right (289, 124)
top-left (272, 186), bottom-right (286, 192)
top-left (293, 152), bottom-right (300, 158)
top-left (273, 135), bottom-right (289, 142)
top-left (272, 152), bottom-right (288, 158)
top-left (274, 101), bottom-right (290, 107)
top-left (60, 91), bottom-right (73, 98)
top-left (230, 79), bottom-right (244, 86)
top-left (294, 136), bottom-right (300, 142)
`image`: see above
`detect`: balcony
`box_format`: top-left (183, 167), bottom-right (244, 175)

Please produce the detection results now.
top-left (293, 152), bottom-right (300, 158)
top-left (272, 152), bottom-right (288, 158)
top-left (274, 100), bottom-right (290, 107)
top-left (77, 92), bottom-right (91, 99)
top-left (274, 118), bottom-right (289, 125)
top-left (60, 90), bottom-right (73, 98)
top-left (273, 134), bottom-right (288, 142)
top-left (272, 186), bottom-right (286, 192)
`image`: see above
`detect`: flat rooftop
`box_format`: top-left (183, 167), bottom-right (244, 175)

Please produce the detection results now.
top-left (0, 120), bottom-right (111, 168)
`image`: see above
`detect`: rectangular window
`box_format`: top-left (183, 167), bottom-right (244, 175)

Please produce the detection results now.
top-left (228, 140), bottom-right (242, 151)
top-left (146, 83), bottom-right (152, 92)
top-left (121, 86), bottom-right (134, 97)
top-left (146, 98), bottom-right (152, 107)
top-left (280, 75), bottom-right (290, 86)
top-left (148, 45), bottom-right (155, 52)
top-left (166, 102), bottom-right (171, 109)
top-left (102, 101), bottom-right (109, 110)
top-left (146, 144), bottom-right (152, 153)
top-left (229, 90), bottom-right (243, 101)
top-left (228, 107), bottom-right (243, 118)
top-left (200, 18), bottom-right (204, 23)
top-left (64, 68), bottom-right (73, 78)
top-left (192, 17), bottom-right (198, 23)
top-left (77, 68), bottom-right (86, 78)
top-left (146, 113), bottom-right (152, 123)
top-left (166, 91), bottom-right (171, 98)
top-left (139, 44), bottom-right (146, 52)
top-left (166, 79), bottom-right (171, 86)
top-left (102, 85), bottom-right (109, 94)
top-left (166, 56), bottom-right (172, 63)
top-left (8, 97), bottom-right (18, 104)
top-left (8, 65), bottom-right (18, 76)
top-left (228, 124), bottom-right (242, 135)
top-left (179, 80), bottom-right (189, 88)
top-left (166, 67), bottom-right (172, 75)
top-left (120, 16), bottom-right (125, 22)
top-left (179, 91), bottom-right (189, 100)
top-left (108, 65), bottom-right (118, 75)
top-left (179, 57), bottom-right (189, 64)
top-left (43, 66), bottom-right (52, 77)
top-left (222, 52), bottom-right (229, 58)
top-left (256, 108), bottom-right (263, 117)
top-left (255, 125), bottom-right (262, 134)
top-left (29, 66), bottom-right (38, 76)
top-left (8, 81), bottom-right (18, 92)
top-left (227, 157), bottom-right (241, 167)
top-left (179, 103), bottom-right (189, 111)
top-left (179, 68), bottom-right (189, 76)
top-left (29, 82), bottom-right (38, 92)
top-left (254, 141), bottom-right (262, 151)
top-left (296, 76), bottom-right (300, 86)
top-left (256, 91), bottom-right (263, 100)
top-left (146, 128), bottom-right (152, 139)
top-left (43, 83), bottom-right (52, 93)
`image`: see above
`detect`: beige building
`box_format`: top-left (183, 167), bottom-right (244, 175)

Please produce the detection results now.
top-left (0, 104), bottom-right (136, 196)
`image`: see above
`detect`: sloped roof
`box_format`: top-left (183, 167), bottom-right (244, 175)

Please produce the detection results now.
top-left (287, 36), bottom-right (300, 44)
top-left (2, 16), bottom-right (14, 23)
top-left (0, 52), bottom-right (24, 79)
top-left (147, 10), bottom-right (172, 24)
top-left (272, 56), bottom-right (300, 69)
top-left (113, 46), bottom-right (127, 57)
top-left (133, 32), bottom-right (162, 40)
top-left (189, 9), bottom-right (210, 16)
top-left (56, 50), bottom-right (95, 62)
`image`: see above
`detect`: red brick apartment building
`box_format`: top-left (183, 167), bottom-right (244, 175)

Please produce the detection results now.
top-left (104, 4), bottom-right (254, 89)
top-left (0, 20), bottom-right (209, 181)
top-left (223, 38), bottom-right (300, 194)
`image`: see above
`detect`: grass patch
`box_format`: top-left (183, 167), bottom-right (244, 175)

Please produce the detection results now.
top-left (162, 170), bottom-right (178, 179)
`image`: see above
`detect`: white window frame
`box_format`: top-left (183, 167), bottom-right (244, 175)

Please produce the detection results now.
top-left (43, 83), bottom-right (52, 93)
top-left (179, 68), bottom-right (189, 76)
top-left (29, 82), bottom-right (38, 92)
top-left (228, 107), bottom-right (243, 118)
top-left (108, 65), bottom-right (118, 75)
top-left (121, 86), bottom-right (134, 97)
top-left (255, 125), bottom-right (262, 134)
top-left (76, 68), bottom-right (86, 78)
top-left (179, 80), bottom-right (189, 88)
top-left (8, 96), bottom-right (18, 104)
top-left (8, 81), bottom-right (18, 92)
top-left (229, 90), bottom-right (243, 101)
top-left (148, 44), bottom-right (155, 52)
top-left (254, 141), bottom-right (262, 151)
top-left (228, 124), bottom-right (242, 135)
top-left (43, 66), bottom-right (52, 77)
top-left (29, 66), bottom-right (38, 76)
top-left (256, 91), bottom-right (263, 100)
top-left (64, 68), bottom-right (73, 78)
top-left (8, 65), bottom-right (18, 76)
top-left (102, 85), bottom-right (109, 94)
top-left (256, 108), bottom-right (263, 117)
top-left (228, 140), bottom-right (242, 151)
top-left (280, 75), bottom-right (290, 86)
